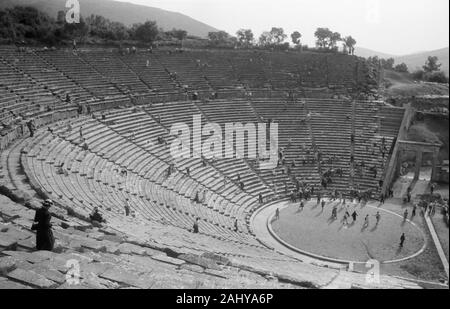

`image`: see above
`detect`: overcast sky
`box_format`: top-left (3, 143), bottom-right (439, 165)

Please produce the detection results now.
top-left (113, 0), bottom-right (449, 55)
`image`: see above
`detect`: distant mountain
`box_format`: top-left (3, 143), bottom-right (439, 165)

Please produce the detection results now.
top-left (354, 47), bottom-right (395, 60)
top-left (0, 0), bottom-right (219, 38)
top-left (395, 47), bottom-right (449, 76)
top-left (355, 47), bottom-right (449, 76)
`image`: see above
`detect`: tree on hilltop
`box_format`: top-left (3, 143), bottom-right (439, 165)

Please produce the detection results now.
top-left (258, 31), bottom-right (271, 46)
top-left (343, 36), bottom-right (356, 55)
top-left (270, 27), bottom-right (287, 44)
top-left (208, 31), bottom-right (230, 45)
top-left (132, 20), bottom-right (159, 43)
top-left (291, 31), bottom-right (302, 46)
top-left (314, 27), bottom-right (332, 48)
top-left (258, 27), bottom-right (287, 47)
top-left (314, 27), bottom-right (341, 50)
top-left (236, 29), bottom-right (254, 47)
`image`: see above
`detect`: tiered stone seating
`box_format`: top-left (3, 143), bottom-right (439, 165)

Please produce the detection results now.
top-left (0, 46), bottom-right (417, 289)
top-left (25, 111), bottom-right (267, 244)
top-left (119, 52), bottom-right (180, 94)
top-left (19, 123), bottom-right (348, 287)
top-left (250, 97), bottom-right (319, 194)
top-left (262, 53), bottom-right (300, 90)
top-left (227, 51), bottom-right (271, 89)
top-left (0, 48), bottom-right (92, 104)
top-left (269, 52), bottom-right (329, 88)
top-left (327, 54), bottom-right (358, 90)
top-left (379, 106), bottom-right (405, 137)
top-left (306, 99), bottom-right (353, 192)
top-left (0, 47), bottom-right (376, 101)
top-left (37, 50), bottom-right (125, 99)
top-left (0, 83), bottom-right (22, 125)
top-left (79, 51), bottom-right (150, 95)
top-left (0, 59), bottom-right (58, 122)
top-left (155, 51), bottom-right (212, 92)
top-left (0, 196), bottom-right (312, 289)
top-left (190, 51), bottom-right (242, 90)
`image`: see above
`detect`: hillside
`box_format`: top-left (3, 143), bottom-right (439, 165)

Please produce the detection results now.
top-left (0, 0), bottom-right (218, 38)
top-left (395, 47), bottom-right (449, 76)
top-left (356, 47), bottom-right (449, 76)
top-left (382, 70), bottom-right (449, 97)
top-left (354, 47), bottom-right (395, 60)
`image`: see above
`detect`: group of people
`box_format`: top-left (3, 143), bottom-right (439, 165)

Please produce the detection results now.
top-left (119, 46), bottom-right (138, 56)
top-left (274, 193), bottom-right (410, 249)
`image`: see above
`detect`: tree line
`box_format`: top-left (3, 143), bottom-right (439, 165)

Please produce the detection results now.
top-left (367, 55), bottom-right (448, 84)
top-left (0, 6), bottom-right (357, 55)
top-left (0, 6), bottom-right (186, 45)
top-left (208, 27), bottom-right (357, 54)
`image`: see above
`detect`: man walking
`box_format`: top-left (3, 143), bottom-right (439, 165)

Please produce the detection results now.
top-left (411, 205), bottom-right (417, 219)
top-left (193, 218), bottom-right (199, 233)
top-left (26, 119), bottom-right (35, 138)
top-left (430, 183), bottom-right (436, 195)
top-left (375, 211), bottom-right (381, 226)
top-left (380, 194), bottom-right (385, 205)
top-left (399, 233), bottom-right (406, 248)
top-left (342, 212), bottom-right (349, 226)
top-left (352, 210), bottom-right (358, 223)
top-left (300, 200), bottom-right (305, 211)
top-left (124, 199), bottom-right (131, 217)
top-left (332, 206), bottom-right (338, 220)
top-left (363, 215), bottom-right (369, 228)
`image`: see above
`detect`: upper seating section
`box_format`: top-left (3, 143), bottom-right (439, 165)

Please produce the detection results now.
top-left (119, 53), bottom-right (179, 94)
top-left (155, 50), bottom-right (212, 91)
top-left (0, 47), bottom-right (92, 105)
top-left (36, 50), bottom-right (125, 99)
top-left (0, 47), bottom-right (374, 100)
top-left (79, 51), bottom-right (150, 95)
top-left (0, 48), bottom-right (63, 124)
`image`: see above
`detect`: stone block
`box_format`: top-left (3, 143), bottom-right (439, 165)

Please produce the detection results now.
top-left (7, 268), bottom-right (57, 289)
top-left (99, 268), bottom-right (151, 289)
top-left (117, 243), bottom-right (146, 256)
top-left (0, 256), bottom-right (17, 275)
top-left (151, 254), bottom-right (185, 266)
top-left (0, 236), bottom-right (18, 251)
top-left (180, 263), bottom-right (204, 274)
top-left (0, 277), bottom-right (31, 289)
top-left (80, 240), bottom-right (107, 253)
top-left (178, 254), bottom-right (221, 271)
top-left (20, 263), bottom-right (66, 284)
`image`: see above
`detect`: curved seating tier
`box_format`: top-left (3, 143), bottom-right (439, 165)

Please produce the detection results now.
top-left (23, 98), bottom-right (404, 244)
top-left (0, 46), bottom-right (417, 289)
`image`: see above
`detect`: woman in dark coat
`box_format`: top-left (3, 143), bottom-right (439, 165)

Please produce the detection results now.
top-left (32, 199), bottom-right (55, 251)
